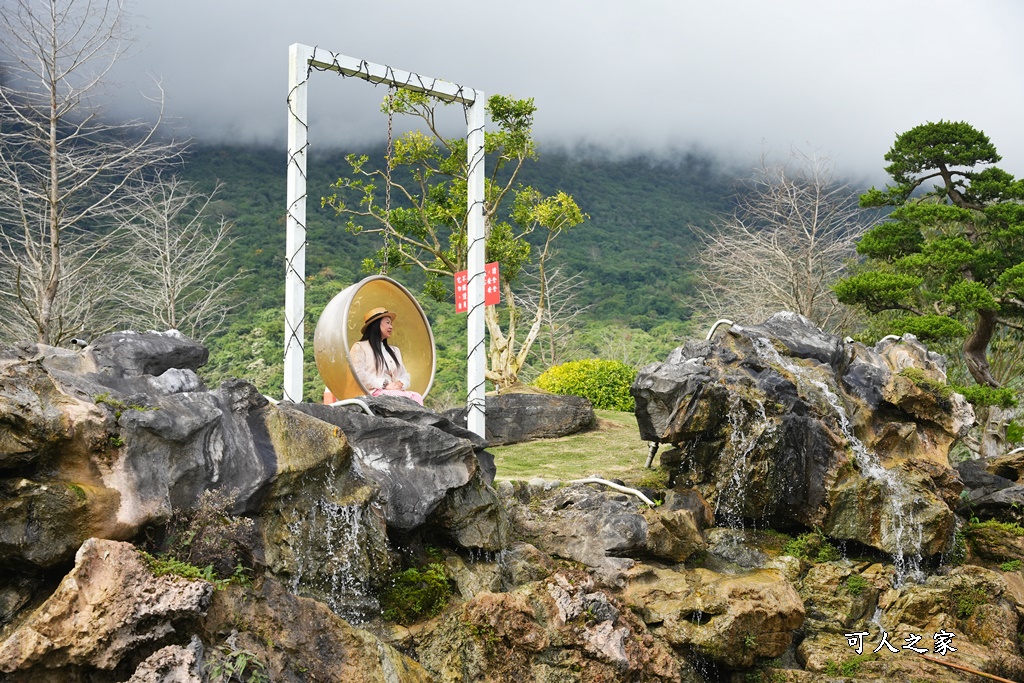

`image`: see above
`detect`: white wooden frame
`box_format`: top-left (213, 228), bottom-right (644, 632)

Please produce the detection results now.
top-left (285, 44), bottom-right (487, 437)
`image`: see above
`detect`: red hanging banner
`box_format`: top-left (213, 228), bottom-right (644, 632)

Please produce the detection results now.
top-left (485, 262), bottom-right (500, 306)
top-left (455, 262), bottom-right (500, 313)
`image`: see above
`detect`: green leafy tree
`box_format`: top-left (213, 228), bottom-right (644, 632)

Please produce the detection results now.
top-left (323, 92), bottom-right (586, 388)
top-left (835, 121), bottom-right (1024, 456)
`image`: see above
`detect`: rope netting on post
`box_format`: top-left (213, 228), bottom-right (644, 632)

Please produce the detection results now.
top-left (284, 45), bottom-right (487, 437)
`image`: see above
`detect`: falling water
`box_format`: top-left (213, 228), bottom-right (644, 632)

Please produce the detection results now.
top-left (750, 337), bottom-right (924, 584)
top-left (715, 394), bottom-right (774, 530)
top-left (286, 499), bottom-right (382, 623)
top-left (280, 459), bottom-right (389, 624)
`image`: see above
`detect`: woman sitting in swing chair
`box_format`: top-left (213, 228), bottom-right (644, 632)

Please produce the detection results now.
top-left (349, 306), bottom-right (424, 405)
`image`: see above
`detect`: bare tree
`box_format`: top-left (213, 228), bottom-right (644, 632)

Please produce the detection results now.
top-left (512, 263), bottom-right (589, 378)
top-left (118, 175), bottom-right (244, 341)
top-left (0, 0), bottom-right (182, 345)
top-left (694, 150), bottom-right (870, 331)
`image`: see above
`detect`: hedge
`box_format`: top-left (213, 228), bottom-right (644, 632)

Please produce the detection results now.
top-left (534, 359), bottom-right (636, 411)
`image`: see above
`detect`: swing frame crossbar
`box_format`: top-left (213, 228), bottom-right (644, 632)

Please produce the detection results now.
top-left (285, 44), bottom-right (488, 437)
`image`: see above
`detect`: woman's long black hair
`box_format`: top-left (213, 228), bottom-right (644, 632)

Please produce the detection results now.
top-left (360, 317), bottom-right (400, 373)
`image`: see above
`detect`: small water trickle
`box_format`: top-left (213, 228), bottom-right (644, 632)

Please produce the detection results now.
top-left (282, 462), bottom-right (389, 624)
top-left (869, 606), bottom-right (885, 630)
top-left (687, 652), bottom-right (718, 683)
top-left (715, 394), bottom-right (774, 530)
top-left (468, 547), bottom-right (500, 564)
top-left (750, 337), bottom-right (924, 585)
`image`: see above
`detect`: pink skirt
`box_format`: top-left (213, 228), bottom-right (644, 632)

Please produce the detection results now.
top-left (371, 388), bottom-right (424, 406)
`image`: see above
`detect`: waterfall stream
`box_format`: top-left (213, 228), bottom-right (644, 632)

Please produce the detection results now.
top-left (715, 394), bottom-right (774, 529)
top-left (750, 337), bottom-right (924, 584)
top-left (286, 499), bottom-right (381, 623)
top-left (279, 458), bottom-right (390, 624)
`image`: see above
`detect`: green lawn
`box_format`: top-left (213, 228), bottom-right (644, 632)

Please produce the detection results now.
top-left (490, 409), bottom-right (660, 486)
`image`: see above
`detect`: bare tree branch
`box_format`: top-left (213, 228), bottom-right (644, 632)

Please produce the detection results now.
top-left (0, 0), bottom-right (184, 345)
top-left (116, 175), bottom-right (244, 341)
top-left (693, 148), bottom-right (871, 332)
top-left (513, 264), bottom-right (589, 374)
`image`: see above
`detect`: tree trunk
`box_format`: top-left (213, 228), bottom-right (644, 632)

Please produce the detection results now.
top-left (977, 405), bottom-right (1011, 459)
top-left (963, 309), bottom-right (1000, 388)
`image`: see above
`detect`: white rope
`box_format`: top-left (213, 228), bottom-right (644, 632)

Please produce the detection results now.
top-left (705, 318), bottom-right (734, 340)
top-left (329, 398), bottom-right (375, 415)
top-left (569, 477), bottom-right (656, 506)
top-left (381, 87), bottom-right (395, 275)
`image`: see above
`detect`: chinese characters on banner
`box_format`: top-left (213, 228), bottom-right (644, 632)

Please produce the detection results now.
top-left (454, 262), bottom-right (500, 313)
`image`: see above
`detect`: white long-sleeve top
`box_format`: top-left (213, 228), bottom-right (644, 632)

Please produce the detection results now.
top-left (349, 340), bottom-right (411, 391)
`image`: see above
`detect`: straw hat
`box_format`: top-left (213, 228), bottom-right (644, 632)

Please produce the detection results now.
top-left (360, 307), bottom-right (397, 335)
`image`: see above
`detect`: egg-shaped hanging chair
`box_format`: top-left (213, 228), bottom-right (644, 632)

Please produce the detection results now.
top-left (313, 275), bottom-right (436, 401)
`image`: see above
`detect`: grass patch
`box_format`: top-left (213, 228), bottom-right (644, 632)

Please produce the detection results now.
top-left (898, 368), bottom-right (953, 399)
top-left (380, 563), bottom-right (451, 625)
top-left (632, 467), bottom-right (670, 490)
top-left (950, 583), bottom-right (988, 620)
top-left (967, 519), bottom-right (1024, 536)
top-left (138, 550), bottom-right (251, 589)
top-left (824, 651), bottom-right (877, 676)
top-left (66, 483), bottom-right (87, 501)
top-left (844, 574), bottom-right (869, 595)
top-left (782, 528), bottom-right (841, 562)
top-left (490, 409), bottom-right (652, 483)
top-left (93, 392), bottom-right (159, 417)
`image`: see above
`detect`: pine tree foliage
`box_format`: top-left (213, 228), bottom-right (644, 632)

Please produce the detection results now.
top-left (835, 120), bottom-right (1024, 457)
top-left (835, 120), bottom-right (1024, 390)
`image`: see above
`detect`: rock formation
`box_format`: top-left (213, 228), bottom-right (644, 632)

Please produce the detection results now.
top-left (444, 391), bottom-right (596, 446)
top-left (0, 538), bottom-right (212, 682)
top-left (632, 312), bottom-right (973, 561)
top-left (2, 320), bottom-right (1023, 683)
top-left (0, 332), bottom-right (502, 627)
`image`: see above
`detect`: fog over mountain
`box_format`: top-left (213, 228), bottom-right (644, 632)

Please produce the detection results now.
top-left (108, 0), bottom-right (1024, 184)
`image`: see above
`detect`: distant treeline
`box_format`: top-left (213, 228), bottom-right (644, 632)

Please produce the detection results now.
top-left (178, 143), bottom-right (738, 401)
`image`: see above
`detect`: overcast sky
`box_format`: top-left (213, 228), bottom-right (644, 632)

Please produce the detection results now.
top-left (109, 0), bottom-right (1024, 184)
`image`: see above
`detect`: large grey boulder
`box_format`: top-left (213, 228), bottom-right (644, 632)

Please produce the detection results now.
top-left (632, 312), bottom-right (973, 560)
top-left (297, 396), bottom-right (496, 485)
top-left (498, 480), bottom-right (707, 585)
top-left (956, 457), bottom-right (1024, 523)
top-left (0, 333), bottom-right (284, 573)
top-left (500, 481), bottom-right (645, 586)
top-left (290, 401), bottom-right (507, 550)
top-left (445, 392), bottom-right (596, 446)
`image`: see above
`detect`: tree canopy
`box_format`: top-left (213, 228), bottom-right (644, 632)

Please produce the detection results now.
top-left (835, 120), bottom-right (1024, 397)
top-left (323, 92), bottom-right (586, 387)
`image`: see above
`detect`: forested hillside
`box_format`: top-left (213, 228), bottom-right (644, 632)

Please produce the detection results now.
top-left (179, 143), bottom-right (736, 403)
